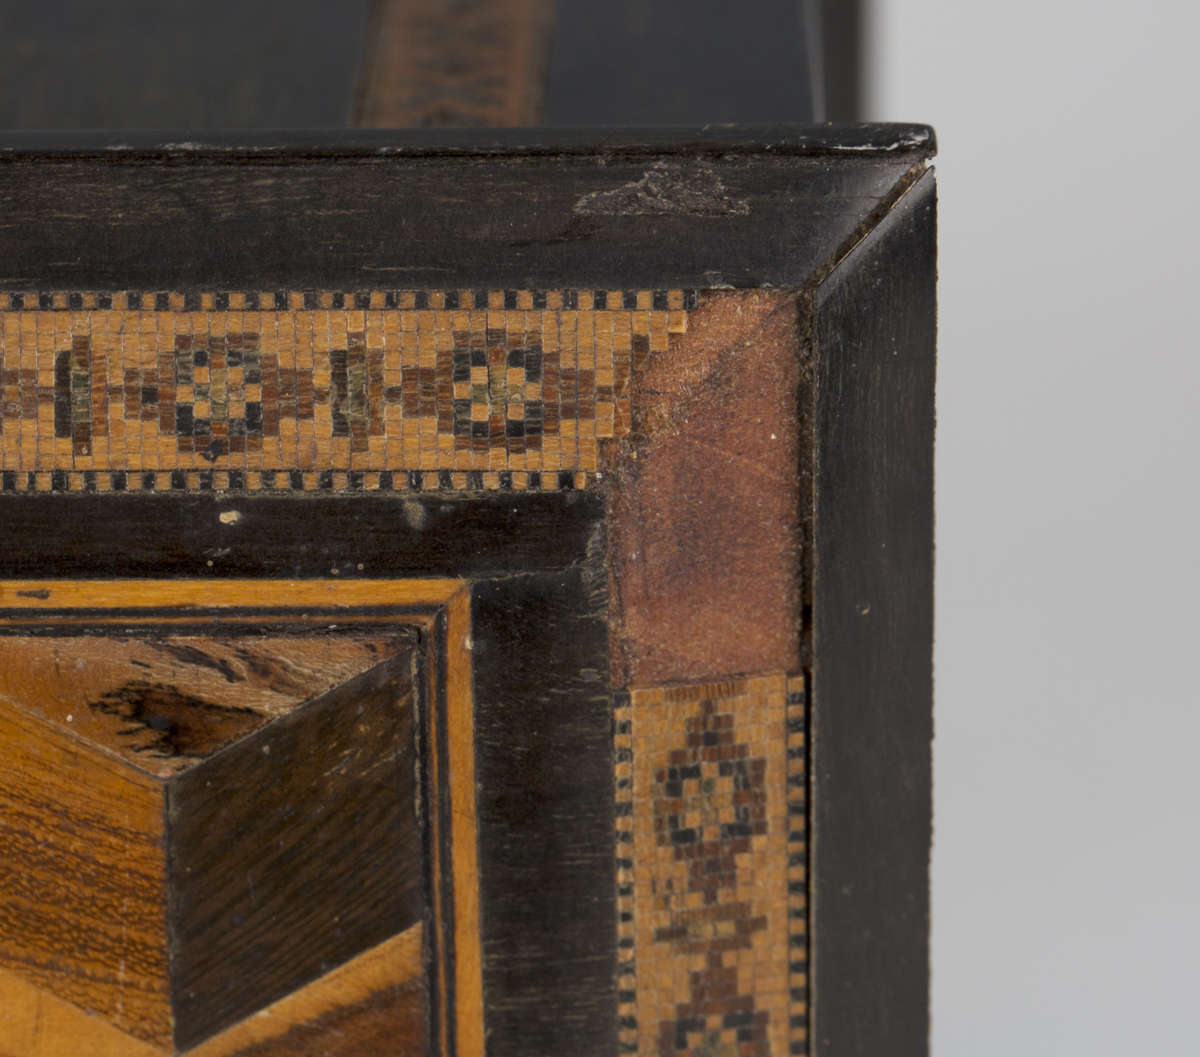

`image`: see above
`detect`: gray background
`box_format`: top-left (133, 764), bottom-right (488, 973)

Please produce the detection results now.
top-left (544, 0), bottom-right (819, 124)
top-left (0, 0), bottom-right (371, 128)
top-left (865, 1), bottom-right (1200, 1052)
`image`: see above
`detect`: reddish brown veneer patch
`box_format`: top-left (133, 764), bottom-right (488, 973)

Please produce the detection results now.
top-left (608, 291), bottom-right (802, 686)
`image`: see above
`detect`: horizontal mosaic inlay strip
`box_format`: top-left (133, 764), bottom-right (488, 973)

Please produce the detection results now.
top-left (0, 290), bottom-right (696, 490)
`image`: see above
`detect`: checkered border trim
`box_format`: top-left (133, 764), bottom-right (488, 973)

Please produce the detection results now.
top-left (614, 690), bottom-right (637, 1053)
top-left (0, 468), bottom-right (591, 495)
top-left (3, 290), bottom-right (700, 313)
top-left (786, 675), bottom-right (809, 1056)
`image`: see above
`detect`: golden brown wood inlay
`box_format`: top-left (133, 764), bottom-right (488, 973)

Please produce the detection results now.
top-left (0, 633), bottom-right (409, 777)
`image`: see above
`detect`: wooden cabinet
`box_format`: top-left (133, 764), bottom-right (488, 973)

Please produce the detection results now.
top-left (0, 125), bottom-right (934, 1057)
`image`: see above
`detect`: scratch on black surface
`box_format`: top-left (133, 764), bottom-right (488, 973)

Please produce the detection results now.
top-left (574, 167), bottom-right (750, 218)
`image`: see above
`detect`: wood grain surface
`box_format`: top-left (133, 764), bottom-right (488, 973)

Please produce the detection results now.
top-left (0, 633), bottom-right (409, 777)
top-left (0, 698), bottom-right (171, 1049)
top-left (188, 923), bottom-right (425, 1057)
top-left (608, 290), bottom-right (802, 685)
top-left (218, 980), bottom-right (425, 1057)
top-left (168, 648), bottom-right (422, 1050)
top-left (0, 924), bottom-right (425, 1057)
top-left (353, 0), bottom-right (555, 127)
top-left (0, 963), bottom-right (166, 1057)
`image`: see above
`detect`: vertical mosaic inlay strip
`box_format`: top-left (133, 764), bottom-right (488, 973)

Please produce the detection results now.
top-left (624, 674), bottom-right (796, 1057)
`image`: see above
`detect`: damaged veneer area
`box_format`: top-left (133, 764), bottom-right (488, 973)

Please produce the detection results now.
top-left (605, 290), bottom-right (806, 687)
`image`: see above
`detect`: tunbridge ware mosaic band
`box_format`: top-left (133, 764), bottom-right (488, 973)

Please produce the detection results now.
top-left (0, 289), bottom-right (694, 492)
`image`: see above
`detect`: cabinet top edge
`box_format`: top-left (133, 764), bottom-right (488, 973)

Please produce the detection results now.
top-left (0, 123), bottom-right (935, 162)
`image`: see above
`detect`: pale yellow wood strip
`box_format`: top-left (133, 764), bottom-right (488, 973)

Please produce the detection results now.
top-left (0, 579), bottom-right (464, 612)
top-left (446, 585), bottom-right (484, 1057)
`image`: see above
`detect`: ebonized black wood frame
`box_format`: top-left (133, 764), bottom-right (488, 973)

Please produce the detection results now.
top-left (0, 125), bottom-right (936, 1057)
